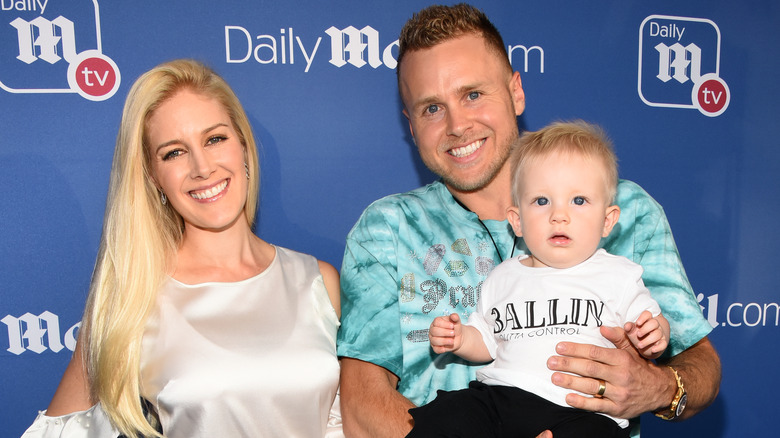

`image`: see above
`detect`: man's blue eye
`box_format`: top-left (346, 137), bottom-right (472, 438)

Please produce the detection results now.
top-left (573, 196), bottom-right (585, 205)
top-left (426, 104), bottom-right (439, 114)
top-left (467, 91), bottom-right (480, 100)
top-left (534, 197), bottom-right (549, 206)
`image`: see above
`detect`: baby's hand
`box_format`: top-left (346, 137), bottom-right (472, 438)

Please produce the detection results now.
top-left (429, 313), bottom-right (463, 354)
top-left (624, 310), bottom-right (669, 359)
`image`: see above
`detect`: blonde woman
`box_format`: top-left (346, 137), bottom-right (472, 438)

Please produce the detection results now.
top-left (22, 59), bottom-right (342, 438)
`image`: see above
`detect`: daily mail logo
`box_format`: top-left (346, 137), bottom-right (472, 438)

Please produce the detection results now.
top-left (638, 15), bottom-right (730, 117)
top-left (0, 0), bottom-right (120, 101)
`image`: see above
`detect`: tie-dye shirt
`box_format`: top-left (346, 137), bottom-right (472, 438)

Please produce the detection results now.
top-left (337, 179), bottom-right (711, 408)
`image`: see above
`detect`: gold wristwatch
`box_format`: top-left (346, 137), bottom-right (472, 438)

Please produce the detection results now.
top-left (655, 366), bottom-right (687, 420)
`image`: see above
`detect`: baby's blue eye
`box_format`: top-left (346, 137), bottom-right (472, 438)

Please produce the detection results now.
top-left (573, 196), bottom-right (586, 205)
top-left (534, 197), bottom-right (549, 206)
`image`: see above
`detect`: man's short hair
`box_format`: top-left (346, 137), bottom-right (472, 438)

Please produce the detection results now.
top-left (397, 3), bottom-right (510, 73)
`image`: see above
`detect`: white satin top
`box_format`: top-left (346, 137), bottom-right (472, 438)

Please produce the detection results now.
top-left (139, 246), bottom-right (341, 437)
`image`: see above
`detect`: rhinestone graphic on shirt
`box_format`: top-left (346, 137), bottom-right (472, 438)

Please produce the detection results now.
top-left (400, 273), bottom-right (415, 302)
top-left (475, 256), bottom-right (495, 276)
top-left (451, 238), bottom-right (472, 256)
top-left (402, 237), bottom-right (499, 344)
top-left (444, 260), bottom-right (468, 277)
top-left (423, 244), bottom-right (446, 274)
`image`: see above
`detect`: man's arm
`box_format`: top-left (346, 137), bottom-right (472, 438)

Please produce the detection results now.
top-left (338, 203), bottom-right (414, 437)
top-left (340, 358), bottom-right (415, 438)
top-left (663, 336), bottom-right (721, 419)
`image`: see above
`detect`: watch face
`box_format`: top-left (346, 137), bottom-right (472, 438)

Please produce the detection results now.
top-left (676, 393), bottom-right (688, 416)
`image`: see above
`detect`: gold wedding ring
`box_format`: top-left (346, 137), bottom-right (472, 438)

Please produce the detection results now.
top-left (595, 379), bottom-right (607, 398)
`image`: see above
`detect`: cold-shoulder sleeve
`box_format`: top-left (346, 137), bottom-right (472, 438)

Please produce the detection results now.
top-left (21, 404), bottom-right (119, 438)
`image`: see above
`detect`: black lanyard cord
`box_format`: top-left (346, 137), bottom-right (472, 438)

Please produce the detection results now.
top-left (451, 194), bottom-right (517, 263)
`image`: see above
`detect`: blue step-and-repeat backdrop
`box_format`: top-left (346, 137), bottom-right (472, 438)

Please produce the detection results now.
top-left (1, 1), bottom-right (777, 436)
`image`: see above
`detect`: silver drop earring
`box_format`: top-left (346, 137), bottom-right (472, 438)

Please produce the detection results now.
top-left (244, 162), bottom-right (250, 179)
top-left (160, 191), bottom-right (167, 205)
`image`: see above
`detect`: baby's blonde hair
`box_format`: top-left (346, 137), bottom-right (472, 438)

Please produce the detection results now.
top-left (510, 120), bottom-right (618, 209)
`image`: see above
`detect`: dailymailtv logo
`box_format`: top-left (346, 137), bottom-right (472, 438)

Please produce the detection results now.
top-left (0, 0), bottom-right (120, 101)
top-left (638, 15), bottom-right (730, 117)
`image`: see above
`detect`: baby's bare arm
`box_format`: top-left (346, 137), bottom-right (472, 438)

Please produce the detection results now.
top-left (429, 314), bottom-right (492, 362)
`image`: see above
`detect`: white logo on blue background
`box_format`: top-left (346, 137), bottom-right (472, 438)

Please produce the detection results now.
top-left (638, 15), bottom-right (730, 117)
top-left (0, 0), bottom-right (120, 101)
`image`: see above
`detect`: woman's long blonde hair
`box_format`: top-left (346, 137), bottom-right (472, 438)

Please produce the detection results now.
top-left (79, 59), bottom-right (260, 437)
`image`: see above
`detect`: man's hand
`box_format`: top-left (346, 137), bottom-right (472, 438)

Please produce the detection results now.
top-left (546, 325), bottom-right (674, 419)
